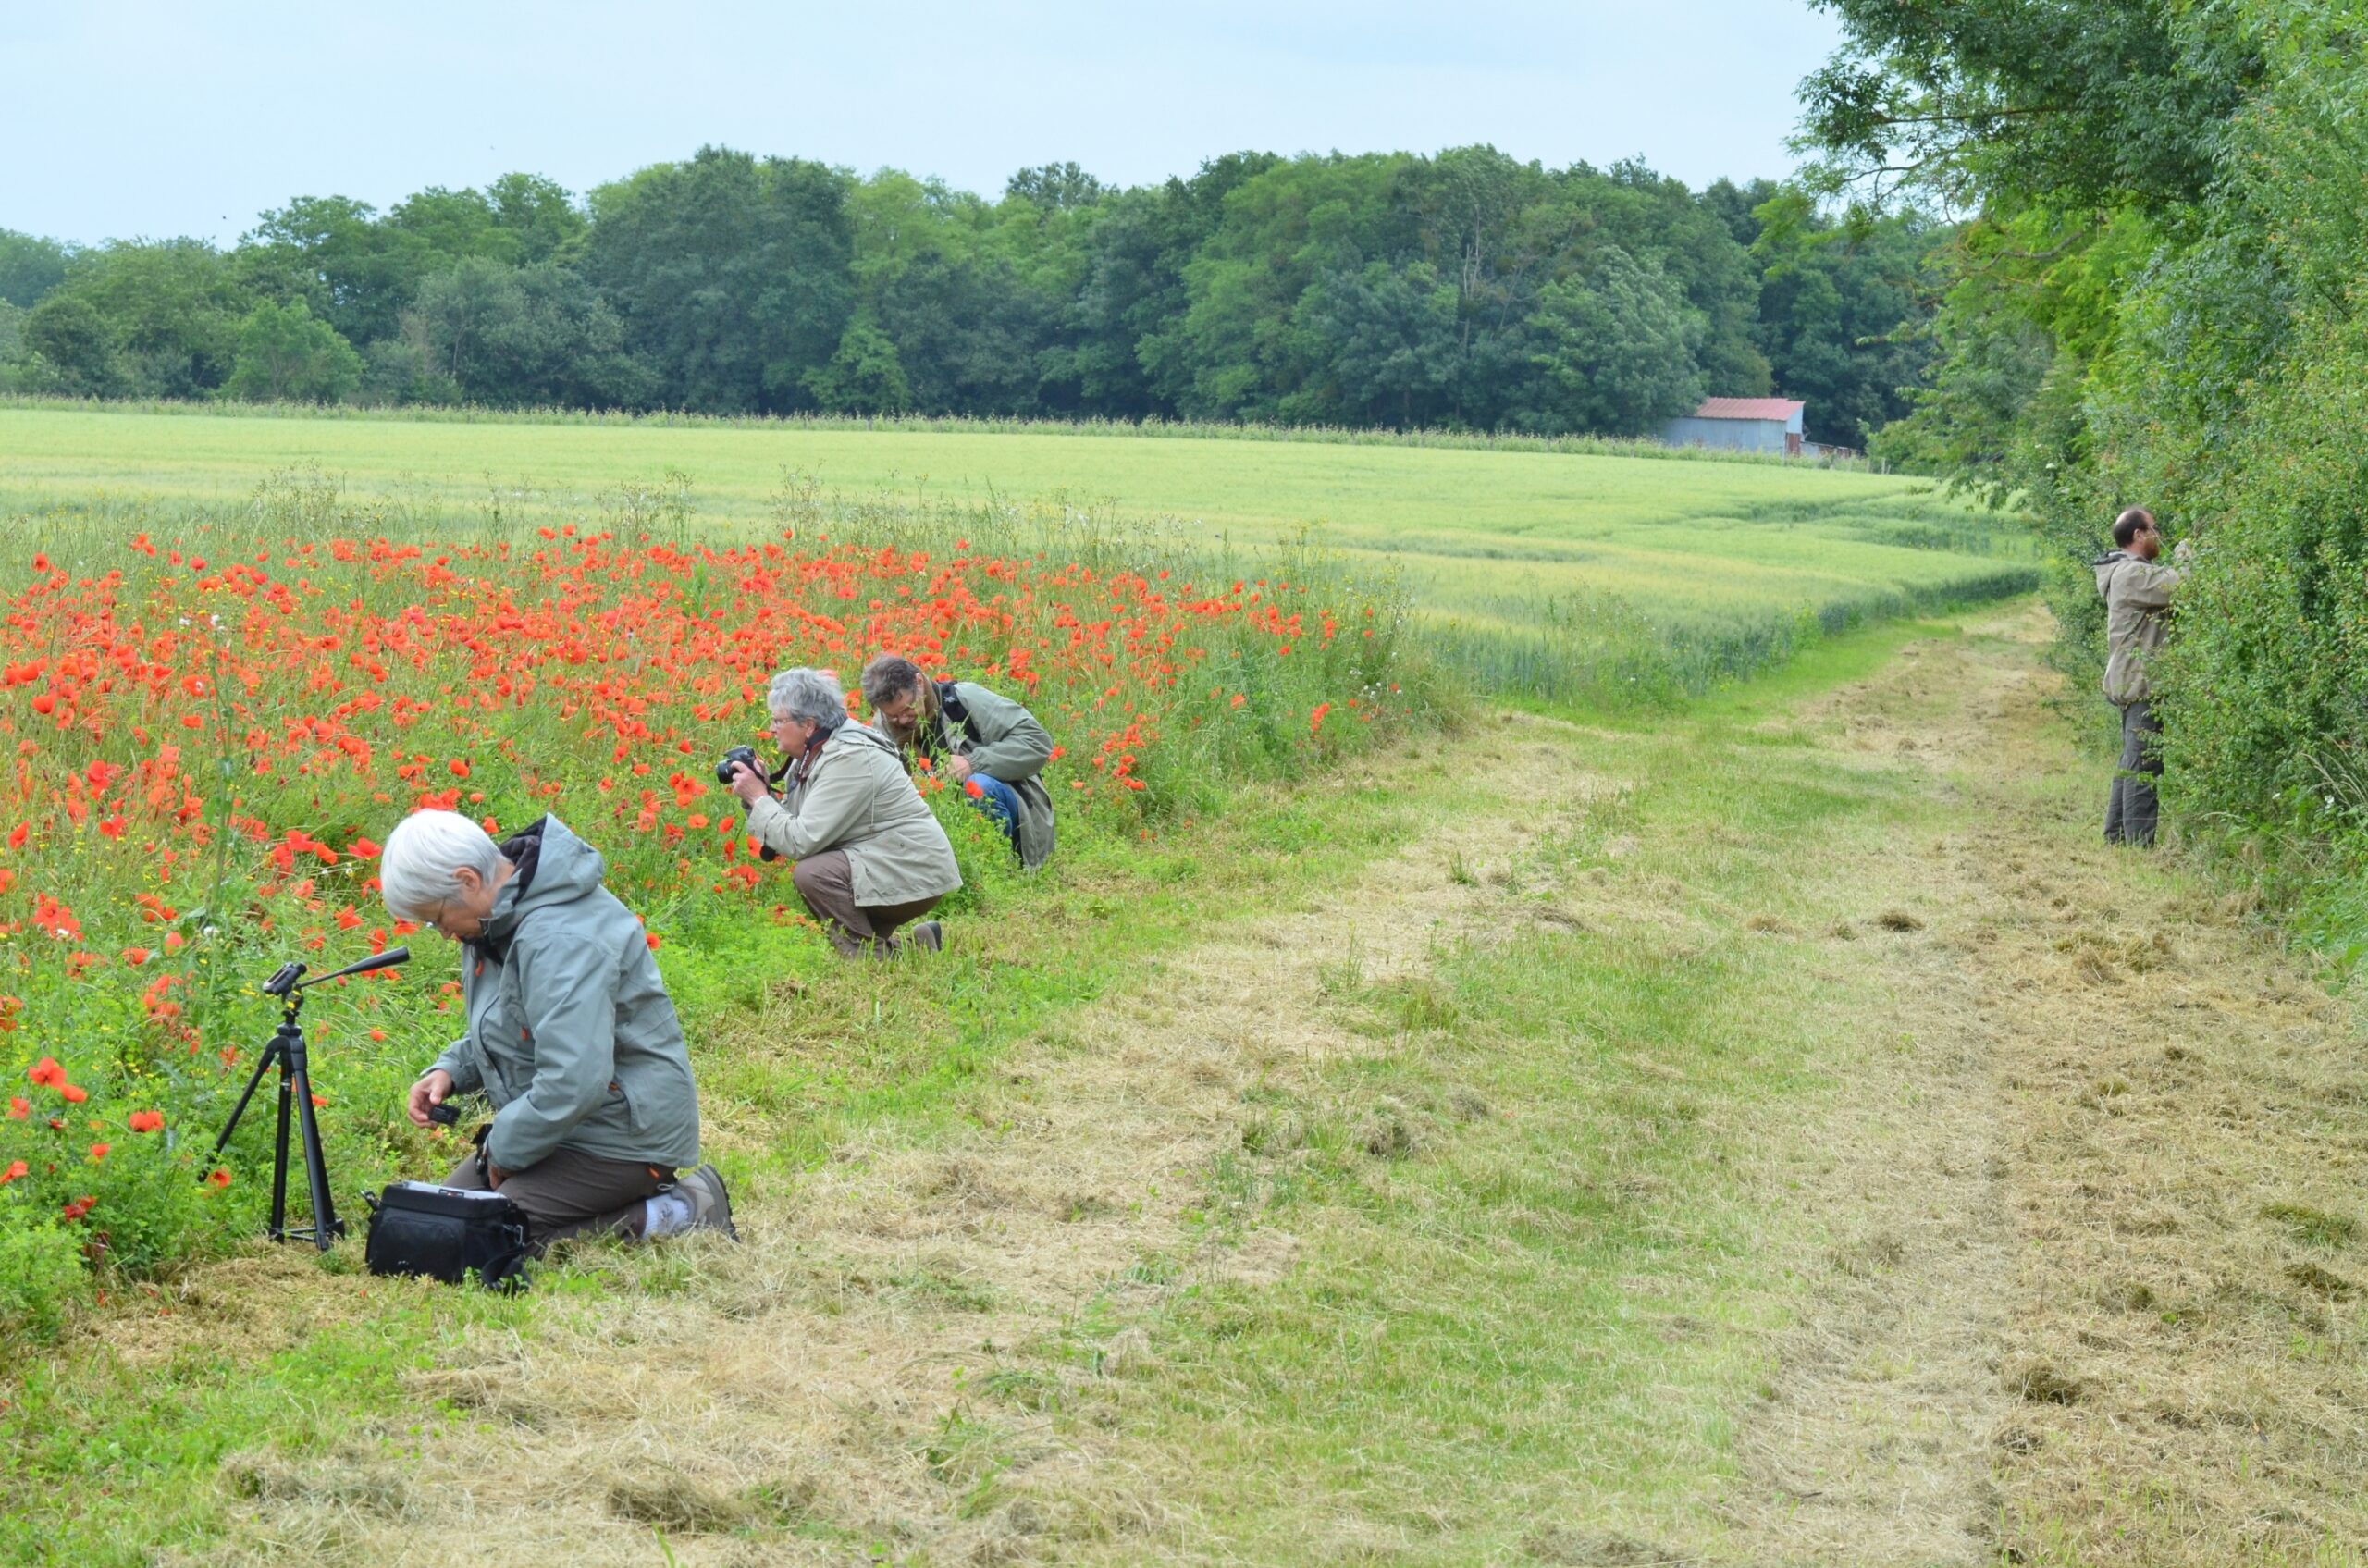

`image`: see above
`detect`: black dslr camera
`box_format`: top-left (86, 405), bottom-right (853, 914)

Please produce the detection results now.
top-left (715, 745), bottom-right (782, 861)
top-left (715, 745), bottom-right (760, 787)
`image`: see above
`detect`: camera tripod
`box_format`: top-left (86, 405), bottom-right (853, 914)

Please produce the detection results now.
top-left (211, 947), bottom-right (410, 1250)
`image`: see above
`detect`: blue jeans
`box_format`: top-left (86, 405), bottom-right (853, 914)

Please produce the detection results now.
top-left (967, 772), bottom-right (1022, 852)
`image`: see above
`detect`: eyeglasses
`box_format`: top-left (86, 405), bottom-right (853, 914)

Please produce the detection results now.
top-left (422, 897), bottom-right (455, 935)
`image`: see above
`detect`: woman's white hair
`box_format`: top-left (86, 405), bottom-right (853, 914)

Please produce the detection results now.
top-left (768, 666), bottom-right (845, 725)
top-left (379, 809), bottom-right (500, 920)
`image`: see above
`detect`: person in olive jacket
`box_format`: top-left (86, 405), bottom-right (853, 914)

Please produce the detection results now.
top-left (861, 653), bottom-right (1057, 869)
top-left (381, 809), bottom-right (734, 1248)
top-left (2093, 505), bottom-right (2193, 846)
top-left (727, 665), bottom-right (963, 957)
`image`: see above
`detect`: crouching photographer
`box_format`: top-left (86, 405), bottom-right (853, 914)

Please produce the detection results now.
top-left (381, 809), bottom-right (735, 1250)
top-left (726, 666), bottom-right (962, 959)
top-left (862, 654), bottom-right (1058, 869)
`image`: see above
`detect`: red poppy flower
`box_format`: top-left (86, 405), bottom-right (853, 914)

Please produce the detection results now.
top-left (129, 1110), bottom-right (164, 1133)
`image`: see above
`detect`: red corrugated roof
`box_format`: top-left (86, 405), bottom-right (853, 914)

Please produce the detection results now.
top-left (1690, 397), bottom-right (1805, 421)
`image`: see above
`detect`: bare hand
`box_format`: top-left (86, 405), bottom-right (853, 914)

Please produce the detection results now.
top-left (407, 1069), bottom-right (455, 1128)
top-left (728, 761), bottom-right (769, 805)
top-left (2173, 537), bottom-right (2196, 563)
top-left (484, 1161), bottom-right (509, 1189)
top-left (946, 754), bottom-right (974, 782)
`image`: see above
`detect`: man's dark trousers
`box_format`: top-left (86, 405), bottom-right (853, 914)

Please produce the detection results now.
top-left (2105, 699), bottom-right (2162, 846)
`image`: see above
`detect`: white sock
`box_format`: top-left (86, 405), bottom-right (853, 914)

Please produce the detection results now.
top-left (641, 1191), bottom-right (695, 1239)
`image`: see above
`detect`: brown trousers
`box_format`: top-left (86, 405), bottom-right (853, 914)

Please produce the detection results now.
top-left (442, 1143), bottom-right (672, 1251)
top-left (793, 848), bottom-right (944, 958)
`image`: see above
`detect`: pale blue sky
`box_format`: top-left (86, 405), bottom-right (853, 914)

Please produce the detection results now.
top-left (3, 2), bottom-right (1844, 246)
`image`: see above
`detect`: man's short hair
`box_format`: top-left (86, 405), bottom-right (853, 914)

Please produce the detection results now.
top-left (380, 809), bottom-right (500, 921)
top-left (861, 654), bottom-right (928, 710)
top-left (2112, 507), bottom-right (2155, 548)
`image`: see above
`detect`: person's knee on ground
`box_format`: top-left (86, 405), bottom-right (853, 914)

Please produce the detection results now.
top-left (792, 851), bottom-right (873, 957)
top-left (442, 1150), bottom-right (734, 1248)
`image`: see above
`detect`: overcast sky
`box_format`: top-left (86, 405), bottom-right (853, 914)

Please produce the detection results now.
top-left (2, 2), bottom-right (1845, 247)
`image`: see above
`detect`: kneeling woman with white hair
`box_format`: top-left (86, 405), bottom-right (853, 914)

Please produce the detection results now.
top-left (379, 809), bottom-right (734, 1248)
top-left (725, 665), bottom-right (962, 957)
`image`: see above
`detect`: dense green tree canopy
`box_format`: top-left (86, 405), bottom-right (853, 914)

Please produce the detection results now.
top-left (0, 230), bottom-right (69, 310)
top-left (224, 299), bottom-right (363, 403)
top-left (582, 147), bottom-right (855, 414)
top-left (0, 144), bottom-right (1953, 443)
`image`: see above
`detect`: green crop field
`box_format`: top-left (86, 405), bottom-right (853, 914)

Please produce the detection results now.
top-left (0, 406), bottom-right (2036, 703)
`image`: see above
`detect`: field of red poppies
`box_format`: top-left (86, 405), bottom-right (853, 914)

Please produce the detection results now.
top-left (0, 477), bottom-right (1416, 1327)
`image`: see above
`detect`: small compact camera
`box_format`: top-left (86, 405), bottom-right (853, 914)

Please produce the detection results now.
top-left (715, 745), bottom-right (759, 787)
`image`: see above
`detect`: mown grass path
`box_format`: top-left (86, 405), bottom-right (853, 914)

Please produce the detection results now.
top-left (26, 601), bottom-right (2366, 1565)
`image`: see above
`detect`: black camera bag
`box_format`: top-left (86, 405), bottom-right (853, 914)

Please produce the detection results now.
top-left (364, 1181), bottom-right (531, 1290)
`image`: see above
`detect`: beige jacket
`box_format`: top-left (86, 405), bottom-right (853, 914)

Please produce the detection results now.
top-left (2095, 549), bottom-right (2186, 706)
top-left (745, 722), bottom-right (961, 905)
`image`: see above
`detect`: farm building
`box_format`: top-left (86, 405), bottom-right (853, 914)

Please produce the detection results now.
top-left (1661, 397), bottom-right (1807, 456)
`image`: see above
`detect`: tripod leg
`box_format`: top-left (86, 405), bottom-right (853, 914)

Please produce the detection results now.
top-left (211, 1039), bottom-right (282, 1160)
top-left (270, 1057), bottom-right (295, 1242)
top-left (288, 1058), bottom-right (343, 1249)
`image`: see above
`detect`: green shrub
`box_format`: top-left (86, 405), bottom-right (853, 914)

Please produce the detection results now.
top-left (0, 1218), bottom-right (84, 1340)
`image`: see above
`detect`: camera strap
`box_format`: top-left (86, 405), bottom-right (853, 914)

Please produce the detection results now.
top-left (932, 680), bottom-right (980, 756)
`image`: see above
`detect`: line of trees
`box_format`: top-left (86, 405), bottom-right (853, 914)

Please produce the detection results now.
top-left (0, 147), bottom-right (1942, 448)
top-left (1801, 0), bottom-right (2368, 920)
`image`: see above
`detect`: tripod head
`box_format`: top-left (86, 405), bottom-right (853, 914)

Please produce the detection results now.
top-left (259, 946), bottom-right (412, 999)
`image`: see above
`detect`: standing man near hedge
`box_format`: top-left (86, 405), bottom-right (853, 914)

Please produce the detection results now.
top-left (861, 655), bottom-right (1057, 869)
top-left (2095, 505), bottom-right (2193, 846)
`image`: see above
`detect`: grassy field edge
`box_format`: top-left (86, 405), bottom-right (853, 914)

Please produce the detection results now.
top-left (0, 394), bottom-right (1897, 471)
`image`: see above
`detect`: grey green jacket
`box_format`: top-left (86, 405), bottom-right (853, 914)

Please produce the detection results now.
top-left (745, 721), bottom-right (962, 904)
top-left (2094, 549), bottom-right (2186, 706)
top-left (931, 680), bottom-right (1057, 869)
top-left (426, 816), bottom-right (701, 1172)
